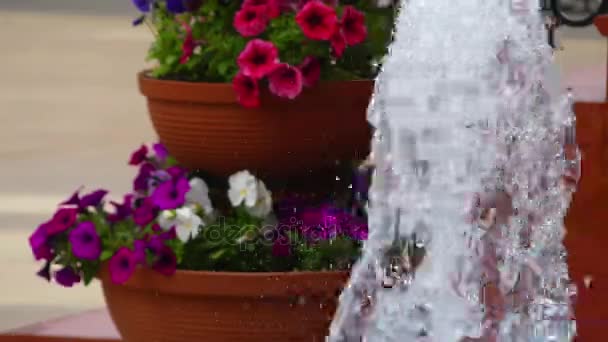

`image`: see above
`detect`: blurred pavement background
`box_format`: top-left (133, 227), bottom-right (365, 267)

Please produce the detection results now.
top-left (0, 1), bottom-right (605, 331)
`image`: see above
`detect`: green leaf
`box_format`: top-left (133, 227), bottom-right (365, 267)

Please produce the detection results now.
top-left (210, 248), bottom-right (226, 260)
top-left (100, 250), bottom-right (113, 262)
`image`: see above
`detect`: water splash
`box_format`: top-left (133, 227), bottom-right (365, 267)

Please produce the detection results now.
top-left (329, 0), bottom-right (578, 341)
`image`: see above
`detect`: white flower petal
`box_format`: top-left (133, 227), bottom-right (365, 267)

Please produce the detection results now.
top-left (228, 188), bottom-right (244, 207)
top-left (246, 181), bottom-right (273, 218)
top-left (158, 210), bottom-right (176, 230)
top-left (229, 170), bottom-right (253, 190)
top-left (186, 177), bottom-right (213, 211)
top-left (175, 225), bottom-right (192, 242)
top-left (244, 187), bottom-right (258, 207)
top-left (174, 207), bottom-right (203, 242)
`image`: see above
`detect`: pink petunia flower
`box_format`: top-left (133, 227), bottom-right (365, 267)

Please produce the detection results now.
top-left (295, 1), bottom-right (338, 40)
top-left (268, 63), bottom-right (304, 99)
top-left (243, 0), bottom-right (281, 18)
top-left (298, 56), bottom-right (321, 87)
top-left (233, 72), bottom-right (261, 108)
top-left (330, 28), bottom-right (346, 58)
top-left (340, 6), bottom-right (367, 46)
top-left (237, 39), bottom-right (279, 79)
top-left (179, 22), bottom-right (195, 64)
top-left (234, 5), bottom-right (269, 37)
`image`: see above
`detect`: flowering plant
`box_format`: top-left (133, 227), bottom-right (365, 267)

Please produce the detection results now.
top-left (29, 143), bottom-right (369, 286)
top-left (131, 0), bottom-right (396, 106)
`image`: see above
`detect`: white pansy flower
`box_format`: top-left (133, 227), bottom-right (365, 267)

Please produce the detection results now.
top-left (158, 210), bottom-right (175, 230)
top-left (245, 180), bottom-right (273, 219)
top-left (174, 207), bottom-right (203, 242)
top-left (186, 177), bottom-right (213, 215)
top-left (157, 207), bottom-right (203, 242)
top-left (227, 170), bottom-right (258, 207)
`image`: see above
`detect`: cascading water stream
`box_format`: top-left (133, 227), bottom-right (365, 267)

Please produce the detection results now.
top-left (329, 0), bottom-right (578, 341)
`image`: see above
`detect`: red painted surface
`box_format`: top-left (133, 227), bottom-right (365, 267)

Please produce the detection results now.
top-left (566, 102), bottom-right (608, 341)
top-left (568, 17), bottom-right (608, 341)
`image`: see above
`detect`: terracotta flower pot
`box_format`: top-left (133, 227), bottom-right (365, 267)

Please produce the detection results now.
top-left (100, 267), bottom-right (349, 341)
top-left (138, 72), bottom-right (373, 179)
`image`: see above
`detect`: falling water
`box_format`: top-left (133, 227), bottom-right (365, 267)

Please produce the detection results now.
top-left (329, 0), bottom-right (578, 341)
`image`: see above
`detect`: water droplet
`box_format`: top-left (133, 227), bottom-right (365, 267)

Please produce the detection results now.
top-left (348, 184), bottom-right (353, 189)
top-left (336, 176), bottom-right (341, 181)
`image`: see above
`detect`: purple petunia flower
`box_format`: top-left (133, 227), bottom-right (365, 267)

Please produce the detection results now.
top-left (61, 189), bottom-right (81, 206)
top-left (129, 144), bottom-right (149, 166)
top-left (134, 163), bottom-right (156, 192)
top-left (298, 205), bottom-right (345, 240)
top-left (344, 219), bottom-right (368, 241)
top-left (108, 247), bottom-right (137, 285)
top-left (272, 235), bottom-right (291, 257)
top-left (148, 169), bottom-right (171, 193)
top-left (152, 143), bottom-right (169, 163)
top-left (133, 240), bottom-right (147, 265)
top-left (61, 188), bottom-right (108, 213)
top-left (159, 226), bottom-right (177, 241)
top-left (29, 222), bottom-right (53, 261)
top-left (69, 222), bottom-right (102, 260)
top-left (80, 189), bottom-right (108, 209)
top-left (55, 267), bottom-right (81, 287)
top-left (132, 0), bottom-right (150, 12)
top-left (166, 0), bottom-right (187, 13)
top-left (107, 194), bottom-right (133, 223)
top-left (133, 198), bottom-right (157, 227)
top-left (166, 166), bottom-right (187, 179)
top-left (132, 14), bottom-right (146, 26)
top-left (152, 244), bottom-right (177, 276)
top-left (36, 261), bottom-right (52, 282)
top-left (151, 177), bottom-right (190, 210)
top-left (47, 208), bottom-right (78, 235)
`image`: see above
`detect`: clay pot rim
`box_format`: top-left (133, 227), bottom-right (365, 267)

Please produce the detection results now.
top-left (99, 266), bottom-right (349, 298)
top-left (138, 70), bottom-right (374, 104)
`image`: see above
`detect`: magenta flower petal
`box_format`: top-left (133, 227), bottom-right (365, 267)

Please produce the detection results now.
top-left (159, 226), bottom-right (177, 241)
top-left (80, 189), bottom-right (108, 208)
top-left (134, 163), bottom-right (155, 192)
top-left (47, 208), bottom-right (78, 235)
top-left (298, 56), bottom-right (321, 87)
top-left (55, 267), bottom-right (81, 287)
top-left (61, 190), bottom-right (81, 206)
top-left (233, 72), bottom-right (260, 108)
top-left (152, 245), bottom-right (177, 276)
top-left (108, 247), bottom-right (137, 285)
top-left (234, 5), bottom-right (269, 37)
top-left (166, 166), bottom-right (187, 179)
top-left (107, 194), bottom-right (133, 223)
top-left (133, 198), bottom-right (158, 227)
top-left (237, 39), bottom-right (279, 79)
top-left (268, 63), bottom-right (303, 99)
top-left (295, 1), bottom-right (337, 40)
top-left (29, 222), bottom-right (53, 261)
top-left (129, 144), bottom-right (149, 166)
top-left (69, 221), bottom-right (102, 260)
top-left (133, 240), bottom-right (147, 265)
top-left (152, 143), bottom-right (169, 162)
top-left (151, 177), bottom-right (190, 210)
top-left (272, 235), bottom-right (291, 257)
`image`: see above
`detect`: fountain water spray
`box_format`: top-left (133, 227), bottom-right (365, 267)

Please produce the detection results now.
top-left (329, 0), bottom-right (579, 340)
